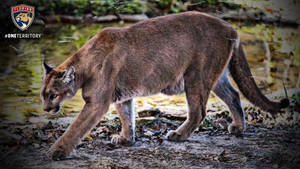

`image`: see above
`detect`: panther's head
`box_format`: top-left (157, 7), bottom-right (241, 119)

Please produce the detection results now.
top-left (40, 63), bottom-right (76, 115)
top-left (16, 12), bottom-right (31, 23)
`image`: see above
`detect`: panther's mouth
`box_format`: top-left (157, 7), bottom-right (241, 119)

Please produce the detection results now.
top-left (16, 17), bottom-right (20, 22)
top-left (49, 106), bottom-right (61, 115)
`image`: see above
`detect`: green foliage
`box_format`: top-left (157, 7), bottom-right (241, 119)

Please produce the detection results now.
top-left (18, 0), bottom-right (237, 17)
top-left (155, 0), bottom-right (185, 13)
top-left (292, 91), bottom-right (300, 107)
top-left (207, 0), bottom-right (218, 5)
top-left (283, 81), bottom-right (288, 98)
top-left (200, 116), bottom-right (214, 129)
top-left (117, 0), bottom-right (145, 14)
top-left (90, 0), bottom-right (144, 15)
top-left (192, 0), bottom-right (219, 5)
top-left (60, 104), bottom-right (66, 115)
top-left (20, 0), bottom-right (146, 16)
top-left (56, 24), bottom-right (103, 50)
top-left (74, 25), bottom-right (103, 49)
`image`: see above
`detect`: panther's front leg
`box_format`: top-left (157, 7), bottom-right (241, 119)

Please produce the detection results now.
top-left (46, 50), bottom-right (125, 160)
top-left (48, 101), bottom-right (110, 160)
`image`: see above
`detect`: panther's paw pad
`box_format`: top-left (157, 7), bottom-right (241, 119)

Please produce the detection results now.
top-left (111, 135), bottom-right (133, 146)
top-left (228, 124), bottom-right (244, 137)
top-left (166, 130), bottom-right (185, 142)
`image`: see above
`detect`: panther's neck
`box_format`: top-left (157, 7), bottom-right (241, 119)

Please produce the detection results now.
top-left (56, 50), bottom-right (88, 92)
top-left (56, 30), bottom-right (115, 91)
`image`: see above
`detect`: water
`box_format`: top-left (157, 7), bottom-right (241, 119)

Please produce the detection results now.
top-left (0, 22), bottom-right (299, 123)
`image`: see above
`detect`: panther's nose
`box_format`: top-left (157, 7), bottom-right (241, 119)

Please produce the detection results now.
top-left (43, 107), bottom-right (51, 112)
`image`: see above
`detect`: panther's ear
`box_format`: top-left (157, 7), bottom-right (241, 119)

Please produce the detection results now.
top-left (62, 66), bottom-right (75, 84)
top-left (42, 62), bottom-right (53, 75)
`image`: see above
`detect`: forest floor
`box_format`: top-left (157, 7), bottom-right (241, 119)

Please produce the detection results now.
top-left (0, 89), bottom-right (299, 169)
top-left (0, 109), bottom-right (299, 169)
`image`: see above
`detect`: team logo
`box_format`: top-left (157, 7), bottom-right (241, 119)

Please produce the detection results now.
top-left (11, 5), bottom-right (35, 31)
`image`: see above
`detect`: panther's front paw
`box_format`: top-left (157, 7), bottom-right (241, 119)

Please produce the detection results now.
top-left (111, 135), bottom-right (133, 146)
top-left (47, 145), bottom-right (71, 161)
top-left (166, 130), bottom-right (186, 142)
top-left (228, 124), bottom-right (244, 137)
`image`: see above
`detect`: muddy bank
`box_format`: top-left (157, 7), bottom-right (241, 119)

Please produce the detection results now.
top-left (0, 124), bottom-right (299, 169)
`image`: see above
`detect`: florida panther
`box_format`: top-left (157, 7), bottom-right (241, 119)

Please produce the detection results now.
top-left (40, 12), bottom-right (289, 160)
top-left (15, 12), bottom-right (32, 29)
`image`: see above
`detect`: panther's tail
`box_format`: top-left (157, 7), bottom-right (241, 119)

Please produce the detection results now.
top-left (229, 41), bottom-right (289, 113)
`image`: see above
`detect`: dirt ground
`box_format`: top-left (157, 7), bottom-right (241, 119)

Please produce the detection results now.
top-left (0, 115), bottom-right (299, 169)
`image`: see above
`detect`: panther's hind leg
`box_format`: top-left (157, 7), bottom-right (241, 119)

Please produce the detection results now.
top-left (111, 99), bottom-right (135, 145)
top-left (166, 31), bottom-right (236, 141)
top-left (167, 71), bottom-right (211, 142)
top-left (213, 69), bottom-right (246, 136)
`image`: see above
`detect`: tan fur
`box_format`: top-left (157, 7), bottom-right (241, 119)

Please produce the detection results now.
top-left (40, 12), bottom-right (287, 160)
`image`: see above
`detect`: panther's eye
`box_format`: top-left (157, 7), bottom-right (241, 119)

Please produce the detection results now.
top-left (49, 94), bottom-right (58, 101)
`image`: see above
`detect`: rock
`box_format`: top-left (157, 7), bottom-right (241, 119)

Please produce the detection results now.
top-left (136, 116), bottom-right (157, 122)
top-left (220, 10), bottom-right (299, 26)
top-left (45, 15), bottom-right (82, 24)
top-left (94, 15), bottom-right (118, 23)
top-left (44, 14), bottom-right (149, 24)
top-left (272, 164), bottom-right (279, 169)
top-left (33, 143), bottom-right (40, 148)
top-left (120, 14), bottom-right (148, 22)
top-left (50, 117), bottom-right (75, 128)
top-left (29, 116), bottom-right (49, 127)
top-left (144, 130), bottom-right (154, 137)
